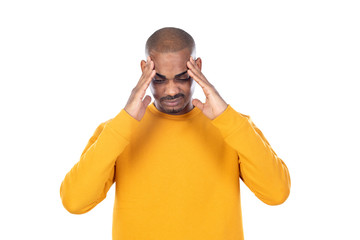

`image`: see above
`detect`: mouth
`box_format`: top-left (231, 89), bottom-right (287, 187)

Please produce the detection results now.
top-left (162, 97), bottom-right (183, 107)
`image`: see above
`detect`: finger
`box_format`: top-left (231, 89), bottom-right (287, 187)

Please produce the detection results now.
top-left (187, 59), bottom-right (201, 77)
top-left (188, 69), bottom-right (206, 88)
top-left (189, 69), bottom-right (215, 98)
top-left (142, 95), bottom-right (152, 106)
top-left (144, 62), bottom-right (155, 80)
top-left (192, 98), bottom-right (204, 111)
top-left (135, 67), bottom-right (155, 99)
top-left (138, 69), bottom-right (155, 95)
top-left (142, 57), bottom-right (153, 74)
top-left (187, 61), bottom-right (203, 83)
top-left (190, 56), bottom-right (199, 69)
top-left (144, 69), bottom-right (156, 88)
top-left (190, 56), bottom-right (198, 67)
top-left (188, 57), bottom-right (204, 77)
top-left (139, 60), bottom-right (155, 85)
top-left (187, 60), bottom-right (208, 86)
top-left (145, 58), bottom-right (154, 73)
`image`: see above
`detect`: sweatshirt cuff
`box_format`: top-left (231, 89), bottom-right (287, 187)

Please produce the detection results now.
top-left (104, 109), bottom-right (140, 141)
top-left (211, 105), bottom-right (249, 139)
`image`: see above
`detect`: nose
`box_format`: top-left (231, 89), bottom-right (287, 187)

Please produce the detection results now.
top-left (164, 80), bottom-right (180, 97)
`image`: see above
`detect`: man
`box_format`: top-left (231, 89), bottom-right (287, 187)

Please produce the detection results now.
top-left (60, 27), bottom-right (291, 240)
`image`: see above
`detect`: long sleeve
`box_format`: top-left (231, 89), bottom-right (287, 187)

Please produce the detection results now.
top-left (60, 109), bottom-right (139, 214)
top-left (211, 105), bottom-right (291, 205)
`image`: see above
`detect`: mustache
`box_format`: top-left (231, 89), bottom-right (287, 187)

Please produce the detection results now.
top-left (160, 93), bottom-right (185, 101)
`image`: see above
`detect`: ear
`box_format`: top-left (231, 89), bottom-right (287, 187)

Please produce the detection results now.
top-left (140, 60), bottom-right (146, 73)
top-left (195, 57), bottom-right (202, 71)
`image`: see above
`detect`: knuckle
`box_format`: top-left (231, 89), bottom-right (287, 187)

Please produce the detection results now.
top-left (131, 87), bottom-right (139, 94)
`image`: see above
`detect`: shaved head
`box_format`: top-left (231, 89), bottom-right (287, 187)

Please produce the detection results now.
top-left (145, 27), bottom-right (196, 58)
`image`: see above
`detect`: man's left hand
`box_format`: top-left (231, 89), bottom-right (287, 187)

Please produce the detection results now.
top-left (187, 57), bottom-right (228, 120)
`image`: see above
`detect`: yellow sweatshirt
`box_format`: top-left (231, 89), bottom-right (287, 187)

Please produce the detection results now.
top-left (60, 104), bottom-right (290, 240)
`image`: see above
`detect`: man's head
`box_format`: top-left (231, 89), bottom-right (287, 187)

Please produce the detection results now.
top-left (141, 27), bottom-right (202, 115)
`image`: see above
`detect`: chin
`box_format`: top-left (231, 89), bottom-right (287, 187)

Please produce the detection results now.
top-left (157, 99), bottom-right (187, 114)
top-left (162, 106), bottom-right (185, 114)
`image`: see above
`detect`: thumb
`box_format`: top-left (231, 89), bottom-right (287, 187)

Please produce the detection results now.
top-left (192, 99), bottom-right (204, 111)
top-left (143, 95), bottom-right (152, 106)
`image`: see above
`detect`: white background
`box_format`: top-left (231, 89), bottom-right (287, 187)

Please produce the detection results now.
top-left (1, 0), bottom-right (359, 239)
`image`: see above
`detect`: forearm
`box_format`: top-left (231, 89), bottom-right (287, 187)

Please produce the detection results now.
top-left (212, 105), bottom-right (291, 205)
top-left (60, 109), bottom-right (139, 213)
top-left (235, 121), bottom-right (290, 205)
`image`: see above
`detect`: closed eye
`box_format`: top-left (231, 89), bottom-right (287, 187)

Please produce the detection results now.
top-left (176, 76), bottom-right (191, 82)
top-left (152, 76), bottom-right (191, 84)
top-left (152, 79), bottom-right (166, 84)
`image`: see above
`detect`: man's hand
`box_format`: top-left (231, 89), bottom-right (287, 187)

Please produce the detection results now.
top-left (124, 57), bottom-right (156, 121)
top-left (187, 57), bottom-right (228, 120)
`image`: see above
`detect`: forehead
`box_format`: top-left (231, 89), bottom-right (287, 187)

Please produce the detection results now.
top-left (150, 48), bottom-right (191, 75)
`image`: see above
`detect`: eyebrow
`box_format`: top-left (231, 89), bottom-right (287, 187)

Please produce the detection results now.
top-left (155, 70), bottom-right (188, 79)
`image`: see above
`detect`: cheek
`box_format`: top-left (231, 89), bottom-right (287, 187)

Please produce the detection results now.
top-left (150, 83), bottom-right (161, 98)
top-left (149, 83), bottom-right (156, 95)
top-left (178, 81), bottom-right (194, 95)
top-left (187, 80), bottom-right (195, 94)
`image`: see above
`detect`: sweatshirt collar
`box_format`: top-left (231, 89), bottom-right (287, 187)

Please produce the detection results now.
top-left (148, 103), bottom-right (202, 120)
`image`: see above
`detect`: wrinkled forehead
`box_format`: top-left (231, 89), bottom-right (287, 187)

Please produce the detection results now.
top-left (150, 49), bottom-right (191, 75)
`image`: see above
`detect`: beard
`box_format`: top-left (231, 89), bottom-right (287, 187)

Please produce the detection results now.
top-left (163, 105), bottom-right (186, 114)
top-left (159, 93), bottom-right (187, 114)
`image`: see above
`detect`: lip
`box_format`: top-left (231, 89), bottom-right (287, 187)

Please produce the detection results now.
top-left (162, 98), bottom-right (182, 107)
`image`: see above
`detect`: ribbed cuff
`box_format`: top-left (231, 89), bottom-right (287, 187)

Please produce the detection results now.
top-left (211, 105), bottom-right (248, 139)
top-left (105, 109), bottom-right (140, 141)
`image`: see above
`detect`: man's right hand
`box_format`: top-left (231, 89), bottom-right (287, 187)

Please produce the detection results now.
top-left (124, 57), bottom-right (156, 121)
